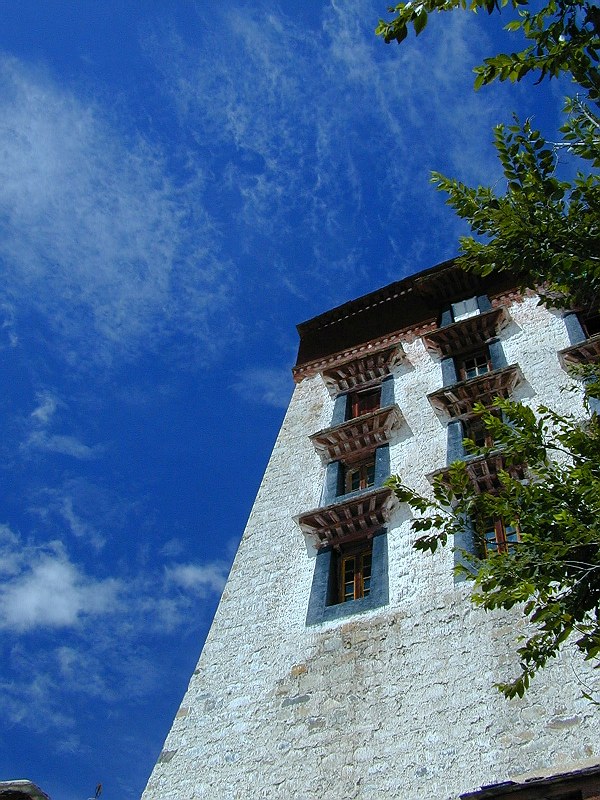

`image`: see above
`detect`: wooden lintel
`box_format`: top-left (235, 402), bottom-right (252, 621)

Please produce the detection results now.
top-left (310, 405), bottom-right (403, 464)
top-left (296, 488), bottom-right (397, 548)
top-left (320, 345), bottom-right (406, 394)
top-left (422, 307), bottom-right (510, 357)
top-left (558, 334), bottom-right (600, 368)
top-left (429, 452), bottom-right (525, 494)
top-left (428, 364), bottom-right (522, 419)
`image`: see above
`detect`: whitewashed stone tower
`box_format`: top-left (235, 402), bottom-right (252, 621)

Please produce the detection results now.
top-left (142, 260), bottom-right (600, 800)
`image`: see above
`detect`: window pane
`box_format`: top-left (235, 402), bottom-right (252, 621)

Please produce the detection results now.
top-left (365, 462), bottom-right (375, 487)
top-left (457, 350), bottom-right (490, 381)
top-left (483, 520), bottom-right (520, 555)
top-left (505, 525), bottom-right (519, 545)
top-left (464, 417), bottom-right (494, 448)
top-left (581, 312), bottom-right (600, 338)
top-left (484, 527), bottom-right (499, 554)
top-left (342, 556), bottom-right (356, 602)
top-left (362, 553), bottom-right (372, 598)
top-left (349, 468), bottom-right (360, 492)
top-left (348, 388), bottom-right (381, 419)
top-left (343, 457), bottom-right (376, 494)
top-left (339, 545), bottom-right (373, 603)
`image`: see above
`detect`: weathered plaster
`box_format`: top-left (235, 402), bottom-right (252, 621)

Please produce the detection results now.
top-left (142, 298), bottom-right (599, 800)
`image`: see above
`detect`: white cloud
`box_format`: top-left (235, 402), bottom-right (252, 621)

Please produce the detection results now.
top-left (31, 391), bottom-right (59, 424)
top-left (0, 523), bottom-right (230, 638)
top-left (0, 302), bottom-right (18, 348)
top-left (25, 430), bottom-right (102, 460)
top-left (22, 390), bottom-right (104, 462)
top-left (0, 546), bottom-right (121, 632)
top-left (0, 55), bottom-right (234, 369)
top-left (58, 495), bottom-right (105, 551)
top-left (0, 523), bottom-right (22, 576)
top-left (159, 537), bottom-right (185, 558)
top-left (166, 561), bottom-right (229, 596)
top-left (232, 366), bottom-right (293, 409)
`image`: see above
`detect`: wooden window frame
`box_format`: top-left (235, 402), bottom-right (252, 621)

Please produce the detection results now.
top-left (347, 387), bottom-right (381, 420)
top-left (482, 519), bottom-right (520, 555)
top-left (455, 348), bottom-right (492, 382)
top-left (306, 530), bottom-right (389, 625)
top-left (463, 414), bottom-right (497, 450)
top-left (338, 542), bottom-right (373, 603)
top-left (580, 311), bottom-right (600, 338)
top-left (342, 457), bottom-right (376, 494)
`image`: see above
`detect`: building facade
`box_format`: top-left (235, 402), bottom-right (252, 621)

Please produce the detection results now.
top-left (142, 261), bottom-right (600, 800)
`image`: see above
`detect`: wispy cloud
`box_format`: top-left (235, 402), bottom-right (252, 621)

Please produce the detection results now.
top-left (232, 366), bottom-right (293, 409)
top-left (165, 561), bottom-right (230, 596)
top-left (23, 390), bottom-right (103, 459)
top-left (31, 391), bottom-right (59, 424)
top-left (25, 430), bottom-right (103, 459)
top-left (0, 55), bottom-right (234, 370)
top-left (59, 496), bottom-right (105, 550)
top-left (0, 302), bottom-right (18, 348)
top-left (27, 477), bottom-right (137, 553)
top-left (151, 0), bottom-right (519, 294)
top-left (0, 537), bottom-right (121, 632)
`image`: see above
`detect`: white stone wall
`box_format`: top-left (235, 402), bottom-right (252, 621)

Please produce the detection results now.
top-left (142, 297), bottom-right (599, 800)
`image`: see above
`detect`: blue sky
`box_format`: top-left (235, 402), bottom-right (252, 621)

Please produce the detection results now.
top-left (0, 2), bottom-right (564, 798)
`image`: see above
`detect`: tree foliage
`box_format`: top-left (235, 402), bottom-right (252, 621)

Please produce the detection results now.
top-left (376, 0), bottom-right (600, 96)
top-left (431, 106), bottom-right (600, 309)
top-left (387, 390), bottom-right (600, 698)
top-left (376, 0), bottom-right (600, 306)
top-left (376, 0), bottom-right (600, 694)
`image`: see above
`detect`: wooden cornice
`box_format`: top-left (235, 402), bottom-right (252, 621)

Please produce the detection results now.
top-left (310, 405), bottom-right (403, 464)
top-left (558, 333), bottom-right (600, 368)
top-left (296, 488), bottom-right (397, 549)
top-left (294, 258), bottom-right (522, 376)
top-left (317, 343), bottom-right (406, 393)
top-left (429, 452), bottom-right (525, 494)
top-left (412, 263), bottom-right (489, 300)
top-left (428, 364), bottom-right (523, 419)
top-left (422, 307), bottom-right (510, 357)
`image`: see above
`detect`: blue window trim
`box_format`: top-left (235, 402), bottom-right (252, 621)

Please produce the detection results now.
top-left (562, 312), bottom-right (600, 414)
top-left (308, 375), bottom-right (394, 624)
top-left (563, 311), bottom-right (586, 345)
top-left (305, 529), bottom-right (389, 626)
top-left (446, 419), bottom-right (464, 464)
top-left (453, 518), bottom-right (478, 583)
top-left (321, 444), bottom-right (390, 506)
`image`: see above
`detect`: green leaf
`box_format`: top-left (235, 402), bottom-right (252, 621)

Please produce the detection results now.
top-left (414, 9), bottom-right (428, 34)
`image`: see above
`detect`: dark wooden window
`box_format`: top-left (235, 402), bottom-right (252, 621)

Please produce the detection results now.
top-left (483, 519), bottom-right (520, 555)
top-left (581, 312), bottom-right (600, 338)
top-left (340, 544), bottom-right (373, 603)
top-left (343, 457), bottom-right (376, 494)
top-left (347, 387), bottom-right (381, 420)
top-left (456, 348), bottom-right (492, 381)
top-left (463, 414), bottom-right (495, 449)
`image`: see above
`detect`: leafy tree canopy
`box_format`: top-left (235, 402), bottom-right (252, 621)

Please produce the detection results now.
top-left (432, 105), bottom-right (600, 310)
top-left (376, 0), bottom-right (600, 97)
top-left (377, 0), bottom-right (600, 695)
top-left (387, 388), bottom-right (600, 698)
top-left (377, 0), bottom-right (600, 307)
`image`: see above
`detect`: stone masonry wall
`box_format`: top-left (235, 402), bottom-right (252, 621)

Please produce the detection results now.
top-left (142, 296), bottom-right (600, 800)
